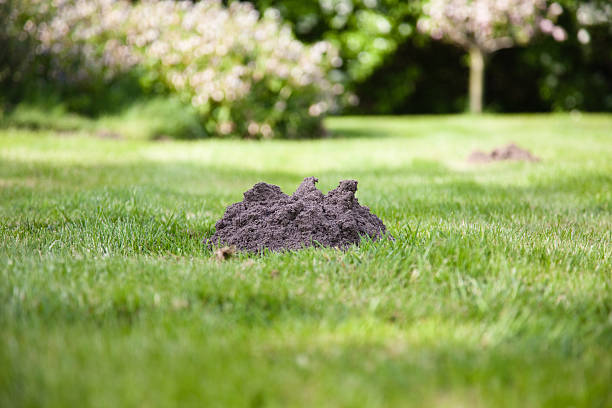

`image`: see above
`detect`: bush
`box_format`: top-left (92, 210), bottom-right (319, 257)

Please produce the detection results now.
top-left (98, 97), bottom-right (207, 140)
top-left (0, 0), bottom-right (343, 139)
top-left (0, 98), bottom-right (206, 140)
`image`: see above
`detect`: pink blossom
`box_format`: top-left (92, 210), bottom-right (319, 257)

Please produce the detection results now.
top-left (552, 26), bottom-right (567, 41)
top-left (419, 0), bottom-right (567, 53)
top-left (539, 19), bottom-right (554, 33)
top-left (548, 2), bottom-right (563, 17)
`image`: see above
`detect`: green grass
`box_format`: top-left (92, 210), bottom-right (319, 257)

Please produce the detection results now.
top-left (1, 98), bottom-right (206, 140)
top-left (1, 114), bottom-right (611, 407)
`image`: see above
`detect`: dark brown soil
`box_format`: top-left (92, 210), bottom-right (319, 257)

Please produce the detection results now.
top-left (206, 177), bottom-right (389, 252)
top-left (468, 143), bottom-right (540, 163)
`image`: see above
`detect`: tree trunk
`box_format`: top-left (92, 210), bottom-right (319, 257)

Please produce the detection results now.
top-left (469, 46), bottom-right (485, 114)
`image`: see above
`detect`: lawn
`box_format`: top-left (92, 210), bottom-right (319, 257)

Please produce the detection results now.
top-left (1, 114), bottom-right (611, 407)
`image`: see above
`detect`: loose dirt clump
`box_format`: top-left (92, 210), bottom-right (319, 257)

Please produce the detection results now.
top-left (468, 143), bottom-right (540, 163)
top-left (206, 177), bottom-right (389, 252)
top-left (214, 246), bottom-right (236, 261)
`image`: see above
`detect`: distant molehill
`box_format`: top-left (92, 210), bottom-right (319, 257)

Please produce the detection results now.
top-left (468, 143), bottom-right (540, 163)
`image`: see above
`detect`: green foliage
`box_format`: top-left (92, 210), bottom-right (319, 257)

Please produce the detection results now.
top-left (0, 98), bottom-right (207, 140)
top-left (1, 104), bottom-right (93, 132)
top-left (1, 115), bottom-right (612, 406)
top-left (252, 0), bottom-right (612, 113)
top-left (532, 1), bottom-right (612, 111)
top-left (250, 0), bottom-right (419, 82)
top-left (97, 98), bottom-right (208, 140)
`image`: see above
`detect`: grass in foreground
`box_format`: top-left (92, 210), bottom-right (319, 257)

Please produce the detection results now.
top-left (1, 114), bottom-right (611, 407)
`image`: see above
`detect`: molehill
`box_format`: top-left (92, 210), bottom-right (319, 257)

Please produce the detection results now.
top-left (468, 143), bottom-right (540, 163)
top-left (206, 177), bottom-right (388, 252)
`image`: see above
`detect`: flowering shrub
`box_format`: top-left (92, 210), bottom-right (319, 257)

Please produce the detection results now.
top-left (417, 0), bottom-right (567, 113)
top-left (418, 0), bottom-right (567, 53)
top-left (2, 0), bottom-right (343, 138)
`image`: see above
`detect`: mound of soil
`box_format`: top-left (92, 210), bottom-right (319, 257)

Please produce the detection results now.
top-left (468, 143), bottom-right (540, 163)
top-left (207, 177), bottom-right (389, 252)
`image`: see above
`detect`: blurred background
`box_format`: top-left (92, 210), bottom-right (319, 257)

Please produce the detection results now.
top-left (1, 0), bottom-right (611, 139)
